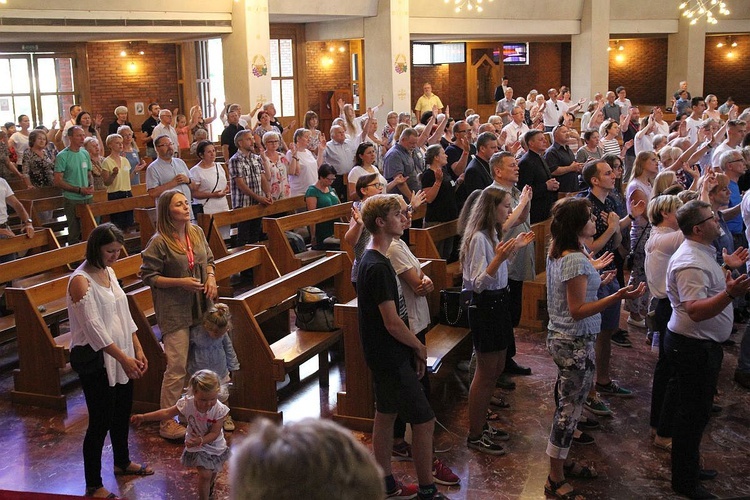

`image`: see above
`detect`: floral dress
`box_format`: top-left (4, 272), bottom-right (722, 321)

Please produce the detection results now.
top-left (22, 148), bottom-right (56, 187)
top-left (267, 155), bottom-right (291, 201)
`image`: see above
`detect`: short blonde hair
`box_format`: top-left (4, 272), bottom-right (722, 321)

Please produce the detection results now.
top-left (648, 195), bottom-right (683, 226)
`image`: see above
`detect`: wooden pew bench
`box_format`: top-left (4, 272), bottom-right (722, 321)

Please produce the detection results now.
top-left (197, 195), bottom-right (307, 259)
top-left (5, 253), bottom-right (145, 410)
top-left (128, 246), bottom-right (279, 413)
top-left (21, 191), bottom-right (108, 244)
top-left (262, 202), bottom-right (353, 275)
top-left (409, 219), bottom-right (461, 286)
top-left (77, 193), bottom-right (155, 253)
top-left (520, 218), bottom-right (552, 331)
top-left (222, 251), bottom-right (355, 422)
top-left (333, 259), bottom-right (470, 432)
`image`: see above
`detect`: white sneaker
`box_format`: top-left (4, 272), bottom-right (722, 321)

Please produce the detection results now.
top-left (626, 316), bottom-right (646, 328)
top-left (160, 419), bottom-right (186, 440)
top-left (223, 415), bottom-right (235, 432)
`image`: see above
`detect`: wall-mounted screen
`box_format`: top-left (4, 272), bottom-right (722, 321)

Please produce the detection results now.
top-left (412, 42), bottom-right (466, 65)
top-left (497, 43), bottom-right (529, 65)
top-left (432, 43), bottom-right (465, 64)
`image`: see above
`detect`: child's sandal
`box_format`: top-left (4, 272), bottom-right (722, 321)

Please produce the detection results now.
top-left (544, 475), bottom-right (585, 500)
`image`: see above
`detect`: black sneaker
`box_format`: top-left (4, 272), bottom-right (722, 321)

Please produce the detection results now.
top-left (611, 331), bottom-right (632, 348)
top-left (576, 417), bottom-right (600, 431)
top-left (467, 435), bottom-right (506, 455)
top-left (483, 423), bottom-right (510, 442)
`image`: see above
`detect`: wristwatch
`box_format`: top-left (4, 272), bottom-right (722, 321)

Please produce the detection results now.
top-left (24, 218), bottom-right (32, 225)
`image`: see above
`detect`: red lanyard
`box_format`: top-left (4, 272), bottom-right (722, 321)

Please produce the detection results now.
top-left (176, 233), bottom-right (195, 272)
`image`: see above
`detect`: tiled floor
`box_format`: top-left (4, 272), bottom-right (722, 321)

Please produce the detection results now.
top-left (1, 321), bottom-right (749, 499)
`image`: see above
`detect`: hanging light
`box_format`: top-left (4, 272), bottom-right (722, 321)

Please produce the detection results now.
top-left (445, 0), bottom-right (494, 14)
top-left (679, 0), bottom-right (729, 25)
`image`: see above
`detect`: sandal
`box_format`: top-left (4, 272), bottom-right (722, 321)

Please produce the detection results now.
top-left (563, 461), bottom-right (598, 479)
top-left (114, 462), bottom-right (155, 476)
top-left (653, 436), bottom-right (672, 451)
top-left (544, 476), bottom-right (585, 500)
top-left (489, 396), bottom-right (511, 409)
top-left (85, 486), bottom-right (118, 498)
top-left (486, 408), bottom-right (501, 421)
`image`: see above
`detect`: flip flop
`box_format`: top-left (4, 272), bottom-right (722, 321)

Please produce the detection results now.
top-left (114, 463), bottom-right (155, 476)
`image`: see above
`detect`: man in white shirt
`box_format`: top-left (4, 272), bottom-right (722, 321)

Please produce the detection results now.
top-left (666, 200), bottom-right (750, 499)
top-left (151, 109), bottom-right (180, 158)
top-left (684, 97), bottom-right (706, 143)
top-left (542, 88), bottom-right (564, 132)
top-left (711, 119), bottom-right (746, 165)
top-left (61, 104), bottom-right (82, 148)
top-left (324, 123), bottom-right (366, 201)
top-left (501, 106), bottom-right (530, 149)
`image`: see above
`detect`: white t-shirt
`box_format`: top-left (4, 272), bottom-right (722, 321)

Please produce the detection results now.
top-left (189, 163), bottom-right (230, 215)
top-left (0, 177), bottom-right (12, 225)
top-left (9, 132), bottom-right (29, 166)
top-left (348, 166), bottom-right (387, 195)
top-left (287, 149), bottom-right (318, 197)
top-left (386, 238), bottom-right (430, 335)
top-left (176, 395), bottom-right (229, 455)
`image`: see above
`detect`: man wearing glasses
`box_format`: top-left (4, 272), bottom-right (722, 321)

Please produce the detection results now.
top-left (719, 150), bottom-right (748, 250)
top-left (444, 120), bottom-right (475, 189)
top-left (665, 200), bottom-right (750, 499)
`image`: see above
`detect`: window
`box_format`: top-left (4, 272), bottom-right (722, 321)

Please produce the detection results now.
top-left (195, 39), bottom-right (226, 142)
top-left (0, 53), bottom-right (76, 127)
top-left (269, 38), bottom-right (295, 117)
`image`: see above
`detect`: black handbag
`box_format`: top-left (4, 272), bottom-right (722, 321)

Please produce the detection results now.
top-left (439, 287), bottom-right (471, 328)
top-left (294, 286), bottom-right (338, 332)
top-left (69, 344), bottom-right (105, 375)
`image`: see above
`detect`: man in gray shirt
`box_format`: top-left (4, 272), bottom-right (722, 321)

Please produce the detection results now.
top-left (146, 135), bottom-right (193, 216)
top-left (324, 122), bottom-right (367, 202)
top-left (383, 128), bottom-right (421, 204)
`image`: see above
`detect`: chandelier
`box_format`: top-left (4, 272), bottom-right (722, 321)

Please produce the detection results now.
top-left (678, 0), bottom-right (730, 25)
top-left (445, 0), bottom-right (494, 13)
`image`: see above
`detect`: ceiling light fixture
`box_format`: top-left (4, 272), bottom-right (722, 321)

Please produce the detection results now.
top-left (445, 0), bottom-right (494, 14)
top-left (678, 0), bottom-right (729, 26)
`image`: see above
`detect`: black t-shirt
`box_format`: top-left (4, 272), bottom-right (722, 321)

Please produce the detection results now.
top-left (444, 143), bottom-right (476, 182)
top-left (584, 189), bottom-right (618, 272)
top-left (141, 116), bottom-right (159, 146)
top-left (421, 167), bottom-right (458, 223)
top-left (108, 120), bottom-right (133, 137)
top-left (357, 249), bottom-right (412, 371)
top-left (220, 123), bottom-right (244, 159)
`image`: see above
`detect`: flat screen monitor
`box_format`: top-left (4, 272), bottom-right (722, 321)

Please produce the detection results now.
top-left (432, 43), bottom-right (465, 64)
top-left (499, 43), bottom-right (529, 65)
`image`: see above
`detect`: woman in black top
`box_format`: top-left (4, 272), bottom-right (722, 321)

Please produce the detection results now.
top-left (421, 144), bottom-right (458, 260)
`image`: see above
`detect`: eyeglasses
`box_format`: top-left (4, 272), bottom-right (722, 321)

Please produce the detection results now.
top-left (401, 206), bottom-right (414, 217)
top-left (367, 182), bottom-right (383, 189)
top-left (695, 212), bottom-right (717, 226)
top-left (325, 176), bottom-right (337, 182)
top-left (265, 140), bottom-right (279, 144)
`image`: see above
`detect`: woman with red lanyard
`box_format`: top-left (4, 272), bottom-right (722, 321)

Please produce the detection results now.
top-left (140, 189), bottom-right (217, 441)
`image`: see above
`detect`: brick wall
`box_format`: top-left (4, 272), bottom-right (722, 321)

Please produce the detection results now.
top-left (305, 41), bottom-right (351, 115)
top-left (608, 38), bottom-right (668, 106)
top-left (503, 42), bottom-right (565, 101)
top-left (412, 63), bottom-right (455, 116)
top-left (704, 35), bottom-right (749, 106)
top-left (86, 42), bottom-right (180, 123)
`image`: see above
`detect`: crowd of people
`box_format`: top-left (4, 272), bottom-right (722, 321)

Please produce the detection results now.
top-left (0, 78), bottom-right (747, 499)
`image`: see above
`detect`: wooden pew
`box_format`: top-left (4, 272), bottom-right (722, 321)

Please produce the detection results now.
top-left (12, 185), bottom-right (61, 201)
top-left (5, 253), bottom-right (145, 410)
top-left (333, 259), bottom-right (469, 432)
top-left (134, 207), bottom-right (157, 249)
top-left (197, 195), bottom-right (307, 259)
top-left (520, 218), bottom-right (552, 331)
top-left (408, 219), bottom-right (461, 286)
top-left (223, 251), bottom-right (355, 422)
top-left (128, 247), bottom-right (278, 413)
top-left (76, 194), bottom-right (156, 250)
top-left (262, 202), bottom-right (353, 275)
top-left (21, 191), bottom-right (108, 244)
